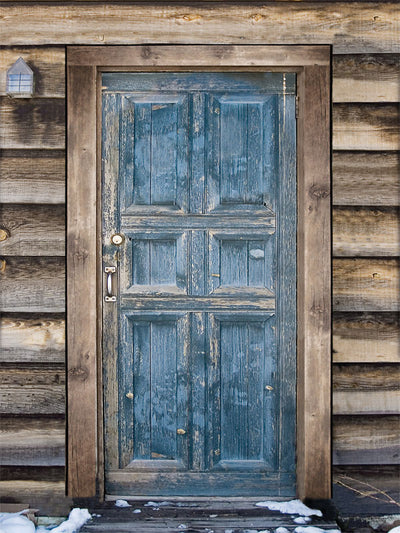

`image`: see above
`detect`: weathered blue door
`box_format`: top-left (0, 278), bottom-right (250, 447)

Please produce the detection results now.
top-left (102, 72), bottom-right (297, 496)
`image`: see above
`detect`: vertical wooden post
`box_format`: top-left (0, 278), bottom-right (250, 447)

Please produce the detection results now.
top-left (297, 63), bottom-right (332, 500)
top-left (67, 64), bottom-right (98, 497)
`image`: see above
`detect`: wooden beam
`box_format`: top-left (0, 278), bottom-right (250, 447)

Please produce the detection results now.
top-left (0, 150), bottom-right (65, 204)
top-left (1, 3), bottom-right (399, 53)
top-left (0, 315), bottom-right (65, 364)
top-left (0, 47), bottom-right (65, 98)
top-left (332, 207), bottom-right (400, 257)
top-left (0, 257), bottom-right (65, 313)
top-left (333, 54), bottom-right (400, 103)
top-left (333, 312), bottom-right (400, 363)
top-left (0, 417), bottom-right (65, 466)
top-left (333, 258), bottom-right (400, 312)
top-left (332, 151), bottom-right (400, 206)
top-left (333, 104), bottom-right (400, 151)
top-left (0, 204), bottom-right (65, 256)
top-left (0, 98), bottom-right (65, 150)
top-left (333, 415), bottom-right (400, 465)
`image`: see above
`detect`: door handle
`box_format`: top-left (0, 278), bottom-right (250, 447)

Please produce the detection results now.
top-left (104, 266), bottom-right (117, 302)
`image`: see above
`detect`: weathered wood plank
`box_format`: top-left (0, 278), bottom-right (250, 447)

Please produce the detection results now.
top-left (0, 149), bottom-right (65, 204)
top-left (0, 47), bottom-right (65, 97)
top-left (333, 364), bottom-right (400, 415)
top-left (0, 204), bottom-right (65, 256)
top-left (0, 98), bottom-right (65, 149)
top-left (333, 415), bottom-right (400, 465)
top-left (332, 207), bottom-right (400, 257)
top-left (0, 315), bottom-right (65, 364)
top-left (333, 54), bottom-right (400, 102)
top-left (0, 417), bottom-right (65, 466)
top-left (0, 481), bottom-right (65, 499)
top-left (332, 151), bottom-right (400, 206)
top-left (1, 3), bottom-right (399, 53)
top-left (333, 312), bottom-right (400, 363)
top-left (333, 259), bottom-right (400, 312)
top-left (0, 257), bottom-right (65, 313)
top-left (333, 104), bottom-right (400, 151)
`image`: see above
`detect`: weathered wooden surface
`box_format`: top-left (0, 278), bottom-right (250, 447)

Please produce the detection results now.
top-left (0, 315), bottom-right (65, 363)
top-left (0, 47), bottom-right (65, 97)
top-left (333, 54), bottom-right (400, 102)
top-left (333, 312), bottom-right (400, 363)
top-left (1, 3), bottom-right (400, 53)
top-left (0, 150), bottom-right (65, 204)
top-left (0, 257), bottom-right (65, 313)
top-left (0, 366), bottom-right (65, 415)
top-left (333, 415), bottom-right (400, 465)
top-left (333, 364), bottom-right (400, 415)
top-left (0, 204), bottom-right (65, 256)
top-left (332, 259), bottom-right (400, 312)
top-left (0, 417), bottom-right (65, 466)
top-left (333, 104), bottom-right (400, 151)
top-left (332, 151), bottom-right (400, 206)
top-left (332, 207), bottom-right (400, 256)
top-left (0, 98), bottom-right (65, 149)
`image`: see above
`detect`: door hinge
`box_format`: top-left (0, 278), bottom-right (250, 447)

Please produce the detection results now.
top-left (295, 96), bottom-right (300, 119)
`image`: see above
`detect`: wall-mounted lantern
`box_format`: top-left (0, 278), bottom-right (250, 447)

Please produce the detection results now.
top-left (6, 57), bottom-right (34, 98)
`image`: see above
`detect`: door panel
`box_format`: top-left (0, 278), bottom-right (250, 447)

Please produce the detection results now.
top-left (102, 72), bottom-right (297, 496)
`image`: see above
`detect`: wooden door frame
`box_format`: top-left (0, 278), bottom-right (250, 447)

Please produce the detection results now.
top-left (67, 44), bottom-right (331, 500)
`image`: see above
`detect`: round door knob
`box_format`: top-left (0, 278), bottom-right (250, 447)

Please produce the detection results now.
top-left (126, 392), bottom-right (134, 399)
top-left (177, 429), bottom-right (186, 435)
top-left (111, 233), bottom-right (125, 246)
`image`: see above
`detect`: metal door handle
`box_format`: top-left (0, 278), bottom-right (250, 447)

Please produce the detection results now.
top-left (104, 266), bottom-right (117, 302)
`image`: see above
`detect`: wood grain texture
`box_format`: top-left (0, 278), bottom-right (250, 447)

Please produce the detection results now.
top-left (0, 480), bottom-right (65, 499)
top-left (67, 64), bottom-right (98, 497)
top-left (333, 54), bottom-right (400, 102)
top-left (2, 3), bottom-right (400, 53)
top-left (333, 312), bottom-right (400, 363)
top-left (0, 150), bottom-right (65, 204)
top-left (0, 257), bottom-right (65, 313)
top-left (0, 417), bottom-right (65, 466)
top-left (0, 98), bottom-right (65, 149)
top-left (332, 151), bottom-right (400, 206)
top-left (333, 364), bottom-right (400, 415)
top-left (0, 204), bottom-right (65, 256)
top-left (0, 366), bottom-right (65, 415)
top-left (333, 415), bottom-right (400, 465)
top-left (0, 315), bottom-right (65, 363)
top-left (332, 207), bottom-right (400, 257)
top-left (333, 259), bottom-right (400, 312)
top-left (0, 47), bottom-right (65, 97)
top-left (333, 104), bottom-right (400, 151)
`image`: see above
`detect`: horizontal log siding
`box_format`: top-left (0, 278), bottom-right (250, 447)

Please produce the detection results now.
top-left (0, 24), bottom-right (398, 501)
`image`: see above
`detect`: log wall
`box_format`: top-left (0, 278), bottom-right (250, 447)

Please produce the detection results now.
top-left (0, 1), bottom-right (399, 504)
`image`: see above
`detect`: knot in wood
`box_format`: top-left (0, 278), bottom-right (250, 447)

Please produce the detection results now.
top-left (309, 184), bottom-right (330, 200)
top-left (68, 365), bottom-right (89, 382)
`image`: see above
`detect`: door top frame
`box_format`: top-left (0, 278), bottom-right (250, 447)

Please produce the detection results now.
top-left (67, 44), bottom-right (331, 500)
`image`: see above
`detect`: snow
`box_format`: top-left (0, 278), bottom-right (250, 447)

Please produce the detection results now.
top-left (388, 528), bottom-right (400, 533)
top-left (45, 509), bottom-right (91, 533)
top-left (115, 500), bottom-right (131, 508)
top-left (133, 509), bottom-right (141, 514)
top-left (294, 527), bottom-right (340, 533)
top-left (294, 516), bottom-right (312, 524)
top-left (255, 500), bottom-right (323, 518)
top-left (0, 509), bottom-right (91, 533)
top-left (275, 528), bottom-right (290, 533)
top-left (145, 501), bottom-right (173, 507)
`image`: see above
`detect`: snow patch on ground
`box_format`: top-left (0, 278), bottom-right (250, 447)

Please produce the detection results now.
top-left (388, 527), bottom-right (400, 533)
top-left (275, 528), bottom-right (290, 533)
top-left (0, 509), bottom-right (90, 533)
top-left (44, 509), bottom-right (91, 533)
top-left (294, 527), bottom-right (340, 533)
top-left (115, 500), bottom-right (131, 508)
top-left (294, 516), bottom-right (312, 524)
top-left (256, 500), bottom-right (323, 517)
top-left (0, 512), bottom-right (35, 533)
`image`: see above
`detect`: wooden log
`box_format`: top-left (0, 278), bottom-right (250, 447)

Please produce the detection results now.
top-left (333, 415), bottom-right (400, 465)
top-left (0, 3), bottom-right (399, 54)
top-left (333, 364), bottom-right (400, 415)
top-left (0, 98), bottom-right (65, 149)
top-left (332, 151), bottom-right (400, 206)
top-left (0, 149), bottom-right (65, 204)
top-left (0, 257), bottom-right (65, 313)
top-left (333, 258), bottom-right (400, 312)
top-left (0, 204), bottom-right (65, 256)
top-left (0, 480), bottom-right (65, 499)
top-left (333, 104), bottom-right (400, 151)
top-left (333, 312), bottom-right (400, 363)
top-left (333, 54), bottom-right (400, 103)
top-left (0, 366), bottom-right (65, 415)
top-left (0, 417), bottom-right (65, 467)
top-left (0, 47), bottom-right (65, 98)
top-left (332, 207), bottom-right (400, 257)
top-left (0, 315), bottom-right (65, 364)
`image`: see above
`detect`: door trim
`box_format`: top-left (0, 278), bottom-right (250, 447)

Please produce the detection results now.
top-left (67, 45), bottom-right (331, 500)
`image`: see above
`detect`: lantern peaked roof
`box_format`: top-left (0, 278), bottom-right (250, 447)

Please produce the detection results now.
top-left (7, 57), bottom-right (33, 76)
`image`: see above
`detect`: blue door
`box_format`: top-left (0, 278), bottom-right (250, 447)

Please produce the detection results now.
top-left (102, 72), bottom-right (297, 496)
